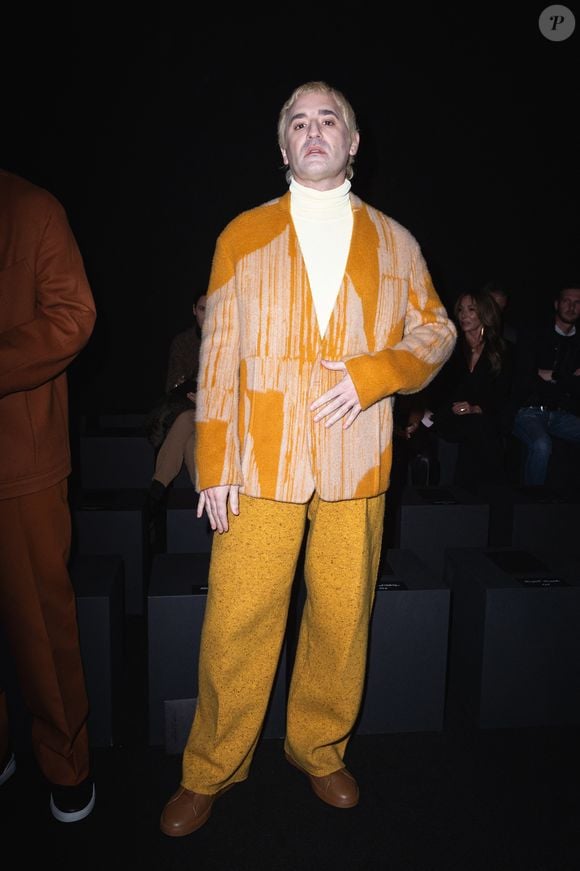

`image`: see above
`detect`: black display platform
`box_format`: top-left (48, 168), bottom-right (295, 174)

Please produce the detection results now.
top-left (356, 549), bottom-right (451, 733)
top-left (164, 488), bottom-right (213, 553)
top-left (479, 483), bottom-right (580, 549)
top-left (396, 485), bottom-right (490, 579)
top-left (147, 552), bottom-right (287, 749)
top-left (71, 489), bottom-right (149, 615)
top-left (445, 546), bottom-right (580, 728)
top-left (70, 554), bottom-right (125, 747)
top-left (79, 433), bottom-right (154, 490)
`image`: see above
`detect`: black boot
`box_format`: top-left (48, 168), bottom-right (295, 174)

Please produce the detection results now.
top-left (147, 480), bottom-right (168, 552)
top-left (148, 479), bottom-right (168, 511)
top-left (410, 453), bottom-right (431, 487)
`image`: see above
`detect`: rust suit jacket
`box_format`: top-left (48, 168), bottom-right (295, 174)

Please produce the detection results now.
top-left (195, 191), bottom-right (456, 502)
top-left (0, 170), bottom-right (96, 499)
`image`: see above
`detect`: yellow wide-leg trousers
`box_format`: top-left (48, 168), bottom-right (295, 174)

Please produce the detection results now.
top-left (181, 491), bottom-right (385, 793)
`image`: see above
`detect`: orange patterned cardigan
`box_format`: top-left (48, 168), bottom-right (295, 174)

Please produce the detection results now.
top-left (194, 191), bottom-right (456, 503)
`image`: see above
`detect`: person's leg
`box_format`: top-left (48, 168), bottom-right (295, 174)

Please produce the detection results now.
top-left (0, 482), bottom-right (90, 786)
top-left (285, 492), bottom-right (385, 776)
top-left (153, 409), bottom-right (196, 487)
top-left (512, 408), bottom-right (552, 485)
top-left (181, 494), bottom-right (307, 793)
top-left (546, 410), bottom-right (580, 445)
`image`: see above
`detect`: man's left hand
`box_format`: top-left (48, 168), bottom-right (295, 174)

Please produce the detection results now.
top-left (310, 360), bottom-right (362, 429)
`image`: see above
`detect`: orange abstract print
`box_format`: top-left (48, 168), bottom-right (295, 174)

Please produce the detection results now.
top-left (194, 192), bottom-right (456, 502)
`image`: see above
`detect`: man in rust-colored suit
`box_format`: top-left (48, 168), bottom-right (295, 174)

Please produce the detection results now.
top-left (0, 169), bottom-right (97, 822)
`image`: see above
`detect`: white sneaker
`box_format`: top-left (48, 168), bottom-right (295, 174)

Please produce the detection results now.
top-left (50, 778), bottom-right (96, 822)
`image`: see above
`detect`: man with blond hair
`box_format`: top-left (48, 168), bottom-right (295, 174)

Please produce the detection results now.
top-left (160, 80), bottom-right (456, 836)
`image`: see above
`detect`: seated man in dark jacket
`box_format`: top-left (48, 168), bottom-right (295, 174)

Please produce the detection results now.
top-left (511, 284), bottom-right (580, 486)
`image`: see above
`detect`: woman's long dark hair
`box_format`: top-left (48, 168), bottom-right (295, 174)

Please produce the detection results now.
top-left (454, 291), bottom-right (506, 375)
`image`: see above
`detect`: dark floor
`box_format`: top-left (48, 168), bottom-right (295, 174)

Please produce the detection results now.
top-left (4, 721), bottom-right (580, 870)
top-left (3, 616), bottom-right (580, 871)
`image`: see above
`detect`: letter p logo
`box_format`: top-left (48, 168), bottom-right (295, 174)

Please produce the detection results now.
top-left (539, 5), bottom-right (576, 40)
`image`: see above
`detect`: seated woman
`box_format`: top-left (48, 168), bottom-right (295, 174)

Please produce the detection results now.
top-left (425, 290), bottom-right (513, 491)
top-left (145, 291), bottom-right (206, 511)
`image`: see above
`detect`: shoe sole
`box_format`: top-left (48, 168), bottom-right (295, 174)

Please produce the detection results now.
top-left (285, 753), bottom-right (359, 808)
top-left (50, 783), bottom-right (96, 823)
top-left (160, 784), bottom-right (233, 837)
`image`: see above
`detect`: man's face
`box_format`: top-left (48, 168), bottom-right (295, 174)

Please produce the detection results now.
top-left (280, 90), bottom-right (359, 191)
top-left (555, 288), bottom-right (580, 327)
top-left (490, 291), bottom-right (508, 312)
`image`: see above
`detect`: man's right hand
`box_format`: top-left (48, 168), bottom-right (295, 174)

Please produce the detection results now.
top-left (197, 485), bottom-right (240, 534)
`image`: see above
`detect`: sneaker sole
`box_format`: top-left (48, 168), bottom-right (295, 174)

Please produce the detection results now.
top-left (50, 783), bottom-right (96, 823)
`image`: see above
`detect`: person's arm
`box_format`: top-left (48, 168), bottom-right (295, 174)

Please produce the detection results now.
top-left (165, 329), bottom-right (200, 393)
top-left (426, 352), bottom-right (477, 418)
top-left (512, 325), bottom-right (563, 406)
top-left (194, 234), bottom-right (242, 493)
top-left (0, 194), bottom-right (96, 397)
top-left (165, 334), bottom-right (185, 392)
top-left (397, 400), bottom-right (425, 438)
top-left (552, 338), bottom-right (580, 400)
top-left (423, 353), bottom-right (456, 416)
top-left (558, 370), bottom-right (580, 399)
top-left (344, 247), bottom-right (456, 411)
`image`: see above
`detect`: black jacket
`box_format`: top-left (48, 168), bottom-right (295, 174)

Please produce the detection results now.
top-left (428, 340), bottom-right (513, 432)
top-left (510, 321), bottom-right (580, 415)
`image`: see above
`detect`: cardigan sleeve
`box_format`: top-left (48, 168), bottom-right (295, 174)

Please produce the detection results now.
top-left (194, 234), bottom-right (243, 491)
top-left (345, 247), bottom-right (456, 410)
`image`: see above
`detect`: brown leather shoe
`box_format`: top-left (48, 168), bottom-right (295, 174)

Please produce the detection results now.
top-left (285, 753), bottom-right (359, 808)
top-left (160, 784), bottom-right (232, 836)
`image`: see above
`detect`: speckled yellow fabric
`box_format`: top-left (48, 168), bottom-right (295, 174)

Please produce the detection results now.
top-left (181, 491), bottom-right (385, 792)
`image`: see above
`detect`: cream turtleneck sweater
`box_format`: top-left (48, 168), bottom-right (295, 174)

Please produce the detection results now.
top-left (289, 178), bottom-right (353, 338)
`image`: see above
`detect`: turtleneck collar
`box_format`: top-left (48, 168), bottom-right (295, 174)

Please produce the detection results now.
top-left (289, 178), bottom-right (351, 220)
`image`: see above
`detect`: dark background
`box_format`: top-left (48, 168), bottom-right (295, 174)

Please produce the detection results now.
top-left (2, 3), bottom-right (579, 413)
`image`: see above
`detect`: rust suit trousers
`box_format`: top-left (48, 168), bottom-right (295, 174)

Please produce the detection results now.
top-left (0, 480), bottom-right (90, 786)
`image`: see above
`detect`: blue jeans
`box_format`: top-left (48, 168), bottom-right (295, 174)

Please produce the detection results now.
top-left (512, 406), bottom-right (580, 485)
